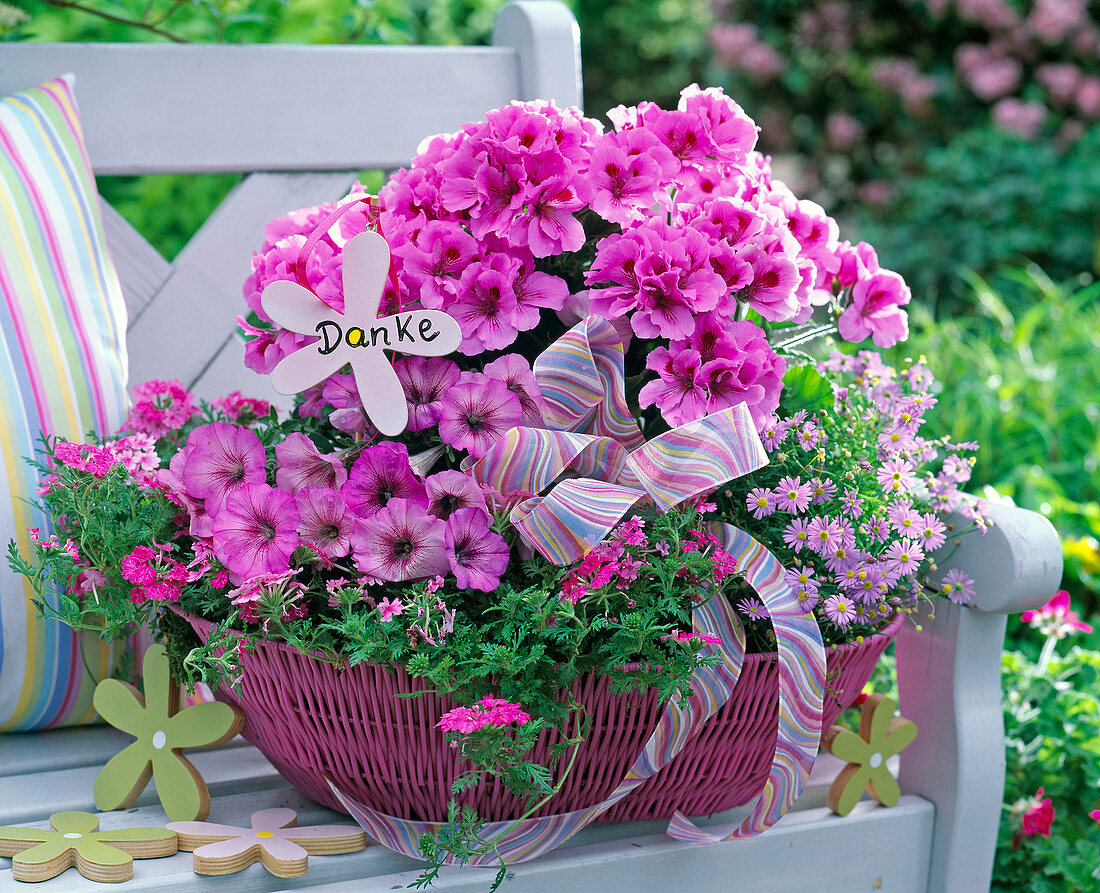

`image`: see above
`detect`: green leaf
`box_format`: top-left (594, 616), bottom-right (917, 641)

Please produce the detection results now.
top-left (781, 365), bottom-right (834, 416)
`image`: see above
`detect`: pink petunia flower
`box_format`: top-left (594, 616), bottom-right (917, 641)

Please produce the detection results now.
top-left (295, 487), bottom-right (356, 560)
top-left (342, 442), bottom-right (428, 518)
top-left (377, 597), bottom-right (405, 623)
top-left (444, 508), bottom-right (510, 591)
top-left (437, 376), bottom-right (523, 459)
top-left (180, 423), bottom-right (267, 513)
top-left (275, 432), bottom-right (348, 494)
top-left (394, 356), bottom-right (461, 432)
top-left (211, 483), bottom-right (301, 579)
top-left (483, 354), bottom-right (544, 426)
top-left (425, 470), bottom-right (489, 520)
top-left (350, 498), bottom-right (449, 582)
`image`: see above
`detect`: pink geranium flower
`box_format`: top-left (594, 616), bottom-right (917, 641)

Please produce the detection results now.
top-left (838, 270), bottom-right (911, 348)
top-left (444, 508), bottom-right (510, 591)
top-left (275, 432), bottom-right (348, 494)
top-left (1016, 788), bottom-right (1055, 843)
top-left (180, 423), bottom-right (267, 513)
top-left (438, 376), bottom-right (523, 459)
top-left (1021, 590), bottom-right (1093, 639)
top-left (342, 442), bottom-right (428, 518)
top-left (212, 483), bottom-right (300, 579)
top-left (350, 498), bottom-right (449, 582)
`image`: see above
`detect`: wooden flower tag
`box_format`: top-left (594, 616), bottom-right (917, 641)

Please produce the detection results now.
top-left (824, 693), bottom-right (918, 817)
top-left (0, 811), bottom-right (176, 883)
top-left (93, 644), bottom-right (243, 821)
top-left (167, 808), bottom-right (367, 877)
top-left (262, 231), bottom-right (461, 436)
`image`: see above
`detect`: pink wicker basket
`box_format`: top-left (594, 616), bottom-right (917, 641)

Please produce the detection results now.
top-left (180, 611), bottom-right (899, 822)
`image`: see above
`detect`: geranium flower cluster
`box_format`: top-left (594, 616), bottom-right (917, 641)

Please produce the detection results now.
top-left (157, 421), bottom-right (511, 594)
top-left (238, 86), bottom-right (910, 440)
top-left (722, 350), bottom-right (980, 641)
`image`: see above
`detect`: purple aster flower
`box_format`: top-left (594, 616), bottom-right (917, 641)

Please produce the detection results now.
top-left (758, 414), bottom-right (790, 451)
top-left (877, 458), bottom-right (917, 494)
top-left (884, 538), bottom-right (924, 577)
top-left (840, 487), bottom-right (864, 519)
top-left (350, 498), bottom-right (449, 582)
top-left (851, 567), bottom-right (889, 604)
top-left (275, 432), bottom-right (348, 494)
top-left (941, 568), bottom-right (976, 605)
top-left (888, 501), bottom-right (921, 536)
top-left (795, 421), bottom-right (824, 451)
top-left (444, 508), bottom-right (510, 591)
top-left (806, 515), bottom-right (844, 555)
top-left (438, 376), bottom-right (523, 459)
top-left (808, 477), bottom-right (837, 504)
top-left (180, 422), bottom-right (267, 513)
top-left (773, 475), bottom-right (811, 513)
top-left (296, 487), bottom-right (355, 560)
top-left (783, 518), bottom-right (812, 553)
top-left (394, 356), bottom-right (461, 432)
top-left (822, 593), bottom-right (856, 628)
top-left (425, 470), bottom-right (488, 520)
top-left (794, 586), bottom-right (821, 612)
top-left (212, 483), bottom-right (300, 579)
top-left (861, 515), bottom-right (890, 542)
top-left (746, 487), bottom-right (776, 519)
top-left (784, 566), bottom-right (817, 592)
top-left (917, 513), bottom-right (947, 551)
top-left (343, 442), bottom-right (428, 518)
top-left (737, 597), bottom-right (769, 621)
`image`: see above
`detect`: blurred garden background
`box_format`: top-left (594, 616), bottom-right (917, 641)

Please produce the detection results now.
top-left (4, 0), bottom-right (1099, 887)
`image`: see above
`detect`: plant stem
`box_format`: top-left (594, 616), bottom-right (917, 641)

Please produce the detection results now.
top-left (39, 0), bottom-right (190, 42)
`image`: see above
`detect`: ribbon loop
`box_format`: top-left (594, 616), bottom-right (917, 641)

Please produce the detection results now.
top-left (533, 316), bottom-right (645, 450)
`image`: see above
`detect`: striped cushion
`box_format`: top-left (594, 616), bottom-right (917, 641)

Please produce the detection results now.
top-left (0, 75), bottom-right (130, 731)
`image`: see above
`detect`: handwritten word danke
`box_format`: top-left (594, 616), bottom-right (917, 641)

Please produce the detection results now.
top-left (261, 231), bottom-right (461, 436)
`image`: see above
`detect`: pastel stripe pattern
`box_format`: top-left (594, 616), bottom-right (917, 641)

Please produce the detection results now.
top-left (533, 316), bottom-right (645, 450)
top-left (666, 522), bottom-right (826, 843)
top-left (0, 76), bottom-right (130, 731)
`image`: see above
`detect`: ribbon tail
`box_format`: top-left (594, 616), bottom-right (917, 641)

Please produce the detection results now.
top-left (666, 523), bottom-right (826, 844)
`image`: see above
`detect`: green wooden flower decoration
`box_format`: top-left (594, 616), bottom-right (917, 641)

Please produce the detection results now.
top-left (824, 693), bottom-right (918, 817)
top-left (0, 810), bottom-right (177, 883)
top-left (93, 643), bottom-right (243, 821)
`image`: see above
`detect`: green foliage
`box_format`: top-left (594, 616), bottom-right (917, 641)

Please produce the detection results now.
top-left (573, 0), bottom-right (713, 121)
top-left (994, 634), bottom-right (1100, 891)
top-left (855, 126), bottom-right (1100, 311)
top-left (886, 268), bottom-right (1100, 609)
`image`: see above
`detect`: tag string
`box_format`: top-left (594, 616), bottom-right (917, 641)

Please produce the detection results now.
top-left (294, 195), bottom-right (402, 311)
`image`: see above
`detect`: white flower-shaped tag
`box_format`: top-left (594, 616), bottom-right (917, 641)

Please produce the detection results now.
top-left (262, 231), bottom-right (461, 435)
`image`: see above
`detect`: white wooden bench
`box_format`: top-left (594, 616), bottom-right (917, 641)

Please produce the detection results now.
top-left (0, 5), bottom-right (1063, 890)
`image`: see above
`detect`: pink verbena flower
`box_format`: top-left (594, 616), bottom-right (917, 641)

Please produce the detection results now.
top-left (213, 391), bottom-right (271, 423)
top-left (1021, 590), bottom-right (1093, 639)
top-left (109, 433), bottom-right (161, 485)
top-left (664, 629), bottom-right (723, 645)
top-left (377, 597), bottom-right (405, 623)
top-left (211, 483), bottom-right (300, 579)
top-left (437, 696), bottom-right (531, 734)
top-left (53, 442), bottom-right (119, 478)
top-left (120, 544), bottom-right (188, 604)
top-left (126, 380), bottom-right (198, 439)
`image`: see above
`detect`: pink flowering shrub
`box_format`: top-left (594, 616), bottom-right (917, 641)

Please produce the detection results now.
top-left (240, 87), bottom-right (911, 443)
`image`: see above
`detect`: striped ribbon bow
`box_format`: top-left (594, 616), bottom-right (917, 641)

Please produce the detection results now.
top-left (329, 315), bottom-right (826, 866)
